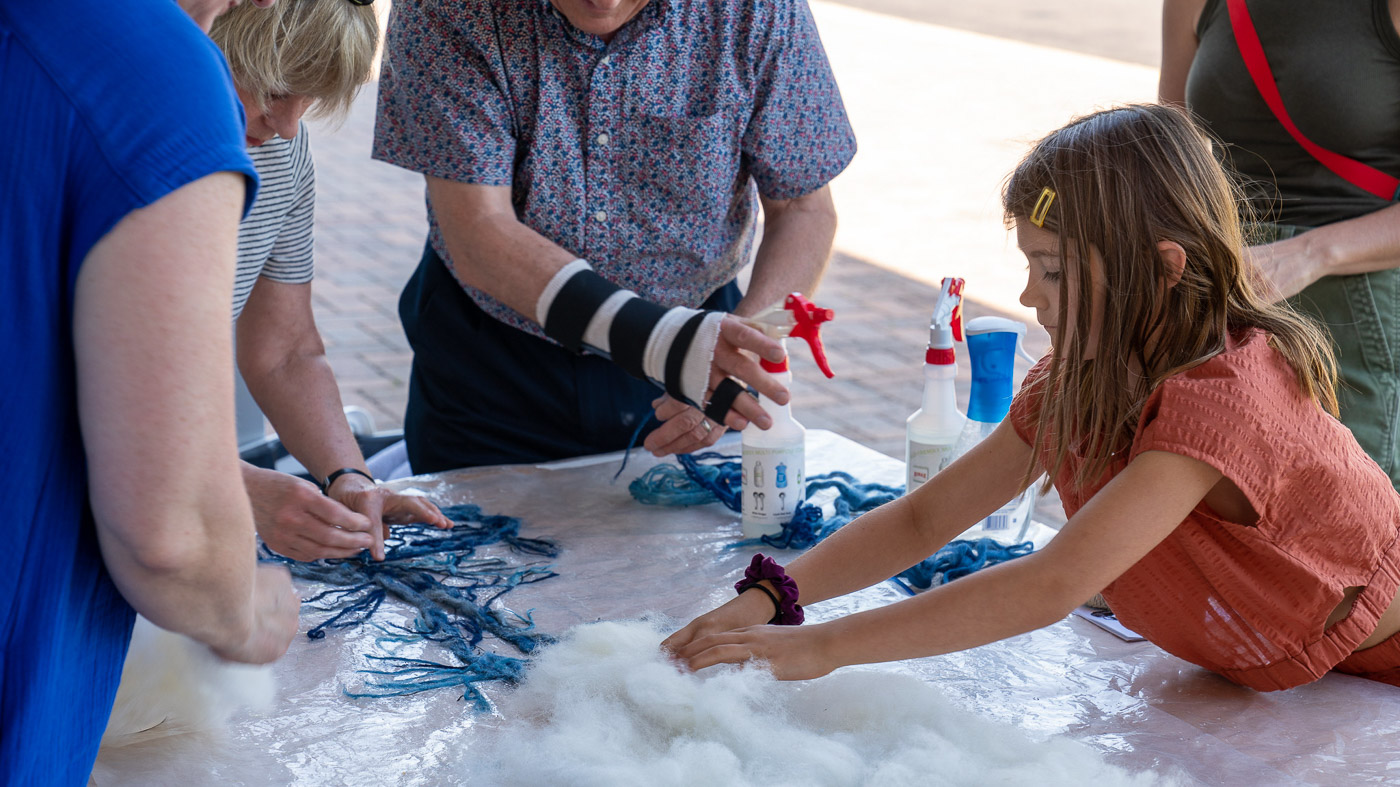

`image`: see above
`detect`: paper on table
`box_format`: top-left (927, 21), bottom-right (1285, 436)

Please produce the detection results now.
top-left (1072, 605), bottom-right (1146, 642)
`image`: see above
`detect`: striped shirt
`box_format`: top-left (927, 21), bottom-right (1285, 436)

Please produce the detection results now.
top-left (233, 122), bottom-right (315, 320)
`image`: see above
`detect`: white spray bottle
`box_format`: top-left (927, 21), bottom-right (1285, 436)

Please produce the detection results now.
top-left (951, 316), bottom-right (1040, 544)
top-left (905, 277), bottom-right (966, 494)
top-left (741, 293), bottom-right (836, 539)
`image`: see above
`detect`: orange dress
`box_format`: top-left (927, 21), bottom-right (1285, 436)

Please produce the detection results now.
top-left (1010, 329), bottom-right (1400, 690)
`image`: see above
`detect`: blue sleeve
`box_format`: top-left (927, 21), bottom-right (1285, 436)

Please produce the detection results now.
top-left (59, 1), bottom-right (258, 273)
top-left (1, 0), bottom-right (258, 284)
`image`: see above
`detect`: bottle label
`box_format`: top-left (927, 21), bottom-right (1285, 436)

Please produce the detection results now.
top-left (979, 490), bottom-right (1034, 538)
top-left (906, 441), bottom-right (955, 493)
top-left (742, 445), bottom-right (805, 527)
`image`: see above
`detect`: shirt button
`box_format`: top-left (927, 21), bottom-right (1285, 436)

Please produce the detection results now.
top-left (594, 210), bottom-right (608, 222)
top-left (600, 55), bottom-right (611, 67)
top-left (596, 132), bottom-right (610, 146)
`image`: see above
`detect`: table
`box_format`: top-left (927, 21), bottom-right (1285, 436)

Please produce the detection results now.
top-left (93, 431), bottom-right (1400, 785)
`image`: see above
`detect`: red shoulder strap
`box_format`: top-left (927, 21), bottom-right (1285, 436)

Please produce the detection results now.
top-left (1227, 0), bottom-right (1400, 201)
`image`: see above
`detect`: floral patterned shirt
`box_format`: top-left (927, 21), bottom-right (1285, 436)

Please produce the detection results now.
top-left (373, 0), bottom-right (857, 336)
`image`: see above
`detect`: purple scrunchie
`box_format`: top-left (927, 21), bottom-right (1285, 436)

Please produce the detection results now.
top-left (734, 553), bottom-right (804, 625)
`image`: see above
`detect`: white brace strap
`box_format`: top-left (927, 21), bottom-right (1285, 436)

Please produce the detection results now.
top-left (535, 261), bottom-right (729, 414)
top-left (535, 259), bottom-right (592, 325)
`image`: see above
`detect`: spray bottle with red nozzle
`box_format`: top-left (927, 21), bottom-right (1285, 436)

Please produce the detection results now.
top-left (740, 293), bottom-right (835, 539)
top-left (905, 277), bottom-right (967, 494)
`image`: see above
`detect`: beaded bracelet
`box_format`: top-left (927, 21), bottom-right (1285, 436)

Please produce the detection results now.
top-left (734, 553), bottom-right (804, 625)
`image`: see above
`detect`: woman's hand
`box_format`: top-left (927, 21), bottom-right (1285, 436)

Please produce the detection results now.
top-left (326, 472), bottom-right (454, 554)
top-left (1246, 234), bottom-right (1326, 301)
top-left (245, 465), bottom-right (451, 562)
top-left (669, 623), bottom-right (838, 681)
top-left (643, 395), bottom-right (726, 457)
top-left (245, 465), bottom-right (381, 560)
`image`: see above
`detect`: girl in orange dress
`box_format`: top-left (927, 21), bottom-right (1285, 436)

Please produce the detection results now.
top-left (665, 103), bottom-right (1400, 691)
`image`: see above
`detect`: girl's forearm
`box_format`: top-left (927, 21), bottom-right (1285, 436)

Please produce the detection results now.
top-left (813, 552), bottom-right (1077, 670)
top-left (785, 496), bottom-right (942, 606)
top-left (787, 420), bottom-right (1036, 607)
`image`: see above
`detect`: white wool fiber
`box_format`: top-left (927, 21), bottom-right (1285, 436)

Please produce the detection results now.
top-left (473, 620), bottom-right (1166, 787)
top-left (100, 615), bottom-right (276, 748)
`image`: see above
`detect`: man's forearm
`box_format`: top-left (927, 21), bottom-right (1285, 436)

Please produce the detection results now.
top-left (736, 185), bottom-right (838, 318)
top-left (427, 176), bottom-right (577, 318)
top-left (426, 177), bottom-right (788, 425)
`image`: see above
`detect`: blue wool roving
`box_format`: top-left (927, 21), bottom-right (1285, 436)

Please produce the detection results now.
top-left (260, 504), bottom-right (557, 710)
top-left (629, 454), bottom-right (1034, 587)
top-left (890, 538), bottom-right (1035, 595)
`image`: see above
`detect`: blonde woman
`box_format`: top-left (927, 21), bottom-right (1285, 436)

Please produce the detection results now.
top-left (212, 0), bottom-right (451, 562)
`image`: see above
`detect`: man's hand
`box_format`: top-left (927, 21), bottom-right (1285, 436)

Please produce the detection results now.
top-left (644, 395), bottom-right (725, 456)
top-left (211, 564), bottom-right (300, 665)
top-left (326, 472), bottom-right (453, 553)
top-left (705, 315), bottom-right (790, 431)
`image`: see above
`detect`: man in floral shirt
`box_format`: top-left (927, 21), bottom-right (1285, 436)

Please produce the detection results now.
top-left (374, 0), bottom-right (856, 473)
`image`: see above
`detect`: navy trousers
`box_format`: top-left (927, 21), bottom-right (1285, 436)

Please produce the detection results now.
top-left (399, 244), bottom-right (742, 473)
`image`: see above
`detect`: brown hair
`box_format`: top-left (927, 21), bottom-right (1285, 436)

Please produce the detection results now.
top-left (1002, 103), bottom-right (1337, 491)
top-left (210, 0), bottom-right (380, 121)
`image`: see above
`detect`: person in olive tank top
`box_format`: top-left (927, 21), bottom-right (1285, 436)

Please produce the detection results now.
top-left (1162, 0), bottom-right (1400, 491)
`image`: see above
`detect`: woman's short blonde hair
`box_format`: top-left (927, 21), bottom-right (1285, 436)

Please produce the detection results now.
top-left (210, 0), bottom-right (379, 121)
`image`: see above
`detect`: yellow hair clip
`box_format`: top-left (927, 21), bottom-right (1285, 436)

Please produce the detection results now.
top-left (1029, 187), bottom-right (1056, 228)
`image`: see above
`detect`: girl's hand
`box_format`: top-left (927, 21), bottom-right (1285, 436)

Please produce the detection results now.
top-left (671, 624), bottom-right (837, 681)
top-left (662, 588), bottom-right (778, 655)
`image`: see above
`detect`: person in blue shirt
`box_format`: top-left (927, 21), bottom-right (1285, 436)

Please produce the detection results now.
top-left (0, 0), bottom-right (296, 782)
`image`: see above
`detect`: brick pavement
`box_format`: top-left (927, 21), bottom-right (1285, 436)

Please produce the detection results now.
top-left (305, 83), bottom-right (424, 431)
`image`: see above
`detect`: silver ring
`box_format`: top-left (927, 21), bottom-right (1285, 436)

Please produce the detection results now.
top-left (699, 419), bottom-right (713, 434)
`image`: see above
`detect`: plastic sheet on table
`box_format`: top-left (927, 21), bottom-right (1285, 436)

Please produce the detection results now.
top-left (92, 431), bottom-right (1400, 786)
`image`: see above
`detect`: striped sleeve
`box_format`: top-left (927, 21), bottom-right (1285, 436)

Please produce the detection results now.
top-left (261, 126), bottom-right (315, 285)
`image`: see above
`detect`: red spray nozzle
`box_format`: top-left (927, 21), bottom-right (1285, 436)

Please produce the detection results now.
top-left (784, 293), bottom-right (835, 378)
top-left (945, 278), bottom-right (965, 342)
